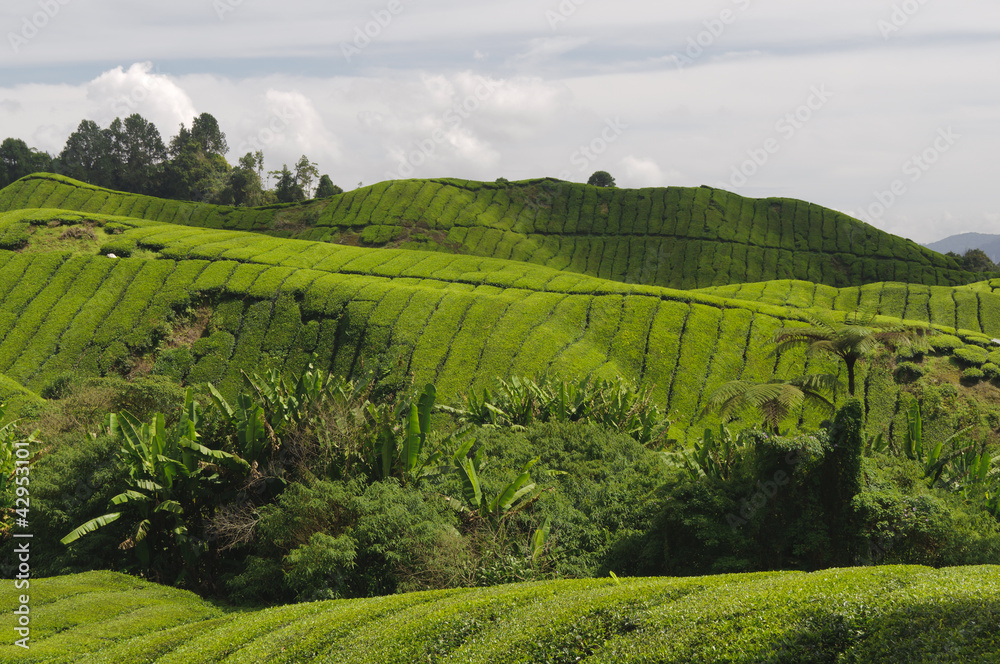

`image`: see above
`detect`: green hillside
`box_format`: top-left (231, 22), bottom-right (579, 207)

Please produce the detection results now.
top-left (698, 279), bottom-right (1000, 341)
top-left (0, 173), bottom-right (983, 290)
top-left (0, 206), bottom-right (841, 439)
top-left (4, 567), bottom-right (999, 663)
top-left (4, 204), bottom-right (1000, 440)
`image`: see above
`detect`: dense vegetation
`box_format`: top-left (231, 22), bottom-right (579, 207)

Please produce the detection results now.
top-left (4, 171), bottom-right (1000, 662)
top-left (0, 114), bottom-right (337, 206)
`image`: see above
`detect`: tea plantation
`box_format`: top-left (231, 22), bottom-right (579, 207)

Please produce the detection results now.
top-left (5, 201), bottom-right (1000, 439)
top-left (2, 567), bottom-right (999, 663)
top-left (0, 173), bottom-right (982, 290)
top-left (4, 175), bottom-right (1000, 663)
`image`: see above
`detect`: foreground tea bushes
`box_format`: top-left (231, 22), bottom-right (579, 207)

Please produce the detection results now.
top-left (2, 566), bottom-right (999, 663)
top-left (1, 173), bottom-right (985, 291)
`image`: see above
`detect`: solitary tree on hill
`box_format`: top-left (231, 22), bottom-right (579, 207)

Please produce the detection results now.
top-left (315, 174), bottom-right (343, 198)
top-left (773, 310), bottom-right (935, 397)
top-left (587, 170), bottom-right (616, 187)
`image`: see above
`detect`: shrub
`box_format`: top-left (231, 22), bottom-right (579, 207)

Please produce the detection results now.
top-left (954, 346), bottom-right (988, 366)
top-left (233, 478), bottom-right (464, 603)
top-left (894, 361), bottom-right (925, 382)
top-left (0, 432), bottom-right (130, 577)
top-left (432, 421), bottom-right (675, 579)
top-left (962, 367), bottom-right (985, 384)
top-left (983, 362), bottom-right (1000, 379)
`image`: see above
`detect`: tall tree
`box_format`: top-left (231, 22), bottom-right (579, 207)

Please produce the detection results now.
top-left (58, 120), bottom-right (114, 187)
top-left (270, 164), bottom-right (303, 203)
top-left (315, 174), bottom-right (342, 198)
top-left (587, 170), bottom-right (616, 187)
top-left (190, 113), bottom-right (229, 157)
top-left (773, 310), bottom-right (935, 397)
top-left (161, 118), bottom-right (231, 203)
top-left (108, 114), bottom-right (167, 195)
top-left (294, 155), bottom-right (320, 199)
top-left (0, 138), bottom-right (53, 188)
top-left (228, 151), bottom-right (267, 207)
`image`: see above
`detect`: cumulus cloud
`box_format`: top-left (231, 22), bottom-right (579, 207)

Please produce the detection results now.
top-left (620, 156), bottom-right (682, 188)
top-left (86, 62), bottom-right (197, 135)
top-left (1, 0), bottom-right (999, 242)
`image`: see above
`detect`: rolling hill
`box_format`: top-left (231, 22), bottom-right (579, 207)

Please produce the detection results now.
top-left (3, 567), bottom-right (999, 663)
top-left (0, 173), bottom-right (984, 291)
top-left (1, 177), bottom-right (1000, 440)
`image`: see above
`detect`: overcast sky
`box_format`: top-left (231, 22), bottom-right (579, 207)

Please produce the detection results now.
top-left (1, 0), bottom-right (999, 243)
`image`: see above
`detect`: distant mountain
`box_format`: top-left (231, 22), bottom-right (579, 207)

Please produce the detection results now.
top-left (926, 232), bottom-right (1000, 263)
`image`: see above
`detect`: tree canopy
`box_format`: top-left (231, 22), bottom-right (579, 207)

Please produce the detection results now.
top-left (587, 170), bottom-right (616, 187)
top-left (773, 310), bottom-right (935, 397)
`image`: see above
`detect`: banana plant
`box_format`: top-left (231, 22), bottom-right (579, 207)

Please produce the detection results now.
top-left (62, 389), bottom-right (248, 577)
top-left (530, 516), bottom-right (552, 567)
top-left (676, 424), bottom-right (747, 481)
top-left (450, 436), bottom-right (541, 522)
top-left (398, 383), bottom-right (442, 483)
top-left (900, 400), bottom-right (973, 487)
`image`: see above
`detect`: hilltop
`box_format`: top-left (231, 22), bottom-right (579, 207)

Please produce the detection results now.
top-left (0, 173), bottom-right (984, 291)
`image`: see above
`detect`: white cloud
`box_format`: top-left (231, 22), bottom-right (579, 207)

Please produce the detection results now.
top-left (86, 62), bottom-right (197, 136)
top-left (620, 156), bottom-right (680, 188)
top-left (1, 2), bottom-right (999, 243)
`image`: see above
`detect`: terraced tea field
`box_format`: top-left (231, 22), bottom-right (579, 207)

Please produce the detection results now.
top-left (4, 175), bottom-right (1000, 439)
top-left (698, 278), bottom-right (1000, 341)
top-left (0, 174), bottom-right (982, 291)
top-left (3, 567), bottom-right (998, 663)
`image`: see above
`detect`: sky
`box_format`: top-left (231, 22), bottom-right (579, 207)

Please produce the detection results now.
top-left (1, 0), bottom-right (999, 244)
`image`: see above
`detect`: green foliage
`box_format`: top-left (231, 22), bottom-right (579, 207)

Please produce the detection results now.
top-left (774, 309), bottom-right (935, 396)
top-left (962, 366), bottom-right (985, 383)
top-left (448, 375), bottom-right (670, 446)
top-left (673, 424), bottom-right (750, 481)
top-left (702, 374), bottom-right (837, 433)
top-left (61, 389), bottom-right (249, 584)
top-left (6, 568), bottom-right (1000, 663)
top-left (0, 403), bottom-right (36, 537)
top-left (433, 421), bottom-right (672, 579)
top-left (820, 398), bottom-right (866, 565)
top-left (3, 173), bottom-right (988, 292)
top-left (894, 360), bottom-right (925, 382)
top-left (587, 171), bottom-right (616, 188)
top-left (231, 478), bottom-right (462, 603)
top-left (954, 345), bottom-right (988, 366)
